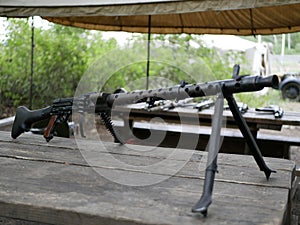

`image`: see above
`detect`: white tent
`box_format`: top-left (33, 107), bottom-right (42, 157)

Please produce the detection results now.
top-left (200, 35), bottom-right (272, 75)
top-left (201, 35), bottom-right (257, 51)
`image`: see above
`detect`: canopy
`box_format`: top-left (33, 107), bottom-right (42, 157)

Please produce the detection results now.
top-left (1, 0), bottom-right (300, 35)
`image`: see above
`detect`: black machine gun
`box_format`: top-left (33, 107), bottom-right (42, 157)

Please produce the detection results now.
top-left (11, 66), bottom-right (279, 216)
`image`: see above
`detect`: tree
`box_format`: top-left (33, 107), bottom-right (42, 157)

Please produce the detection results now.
top-left (1, 19), bottom-right (261, 117)
top-left (94, 34), bottom-right (247, 92)
top-left (0, 18), bottom-right (117, 113)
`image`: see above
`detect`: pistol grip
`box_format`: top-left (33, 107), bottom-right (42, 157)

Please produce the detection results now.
top-left (11, 106), bottom-right (52, 139)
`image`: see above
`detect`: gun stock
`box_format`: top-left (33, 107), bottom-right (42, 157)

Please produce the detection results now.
top-left (11, 106), bottom-right (52, 139)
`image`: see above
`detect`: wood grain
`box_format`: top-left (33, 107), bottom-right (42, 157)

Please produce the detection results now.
top-left (0, 131), bottom-right (295, 225)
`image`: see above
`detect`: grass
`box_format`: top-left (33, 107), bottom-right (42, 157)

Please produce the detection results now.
top-left (234, 89), bottom-right (287, 109)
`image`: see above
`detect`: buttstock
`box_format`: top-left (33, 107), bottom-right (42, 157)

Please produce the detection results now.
top-left (11, 106), bottom-right (52, 139)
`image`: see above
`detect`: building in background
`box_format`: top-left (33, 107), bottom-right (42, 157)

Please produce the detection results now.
top-left (200, 34), bottom-right (272, 76)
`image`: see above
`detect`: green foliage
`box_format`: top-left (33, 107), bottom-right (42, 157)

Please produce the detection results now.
top-left (1, 18), bottom-right (280, 116)
top-left (235, 89), bottom-right (283, 108)
top-left (0, 18), bottom-right (117, 111)
top-left (33, 24), bottom-right (89, 103)
top-left (98, 34), bottom-right (246, 92)
top-left (0, 19), bottom-right (30, 106)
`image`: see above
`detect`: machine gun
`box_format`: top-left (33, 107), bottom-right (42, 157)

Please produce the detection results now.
top-left (11, 66), bottom-right (279, 216)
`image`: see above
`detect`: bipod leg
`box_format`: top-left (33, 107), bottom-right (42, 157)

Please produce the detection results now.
top-left (224, 94), bottom-right (276, 179)
top-left (192, 93), bottom-right (224, 216)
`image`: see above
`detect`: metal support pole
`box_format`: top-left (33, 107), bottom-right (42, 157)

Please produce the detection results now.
top-left (29, 16), bottom-right (34, 109)
top-left (146, 15), bottom-right (151, 90)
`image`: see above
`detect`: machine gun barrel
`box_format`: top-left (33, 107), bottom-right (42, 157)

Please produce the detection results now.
top-left (104, 75), bottom-right (279, 107)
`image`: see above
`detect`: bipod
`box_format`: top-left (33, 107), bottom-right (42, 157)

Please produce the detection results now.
top-left (192, 84), bottom-right (276, 217)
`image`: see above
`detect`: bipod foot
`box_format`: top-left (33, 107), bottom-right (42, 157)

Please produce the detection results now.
top-left (191, 195), bottom-right (211, 217)
top-left (264, 168), bottom-right (276, 180)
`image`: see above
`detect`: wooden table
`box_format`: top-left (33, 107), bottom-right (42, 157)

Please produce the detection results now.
top-left (0, 131), bottom-right (296, 225)
top-left (112, 104), bottom-right (300, 158)
top-left (114, 103), bottom-right (300, 131)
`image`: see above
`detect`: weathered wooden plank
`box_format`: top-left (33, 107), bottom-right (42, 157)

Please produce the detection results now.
top-left (0, 132), bottom-right (294, 188)
top-left (0, 131), bottom-right (295, 225)
top-left (0, 132), bottom-right (295, 191)
top-left (0, 156), bottom-right (290, 225)
top-left (0, 216), bottom-right (49, 225)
